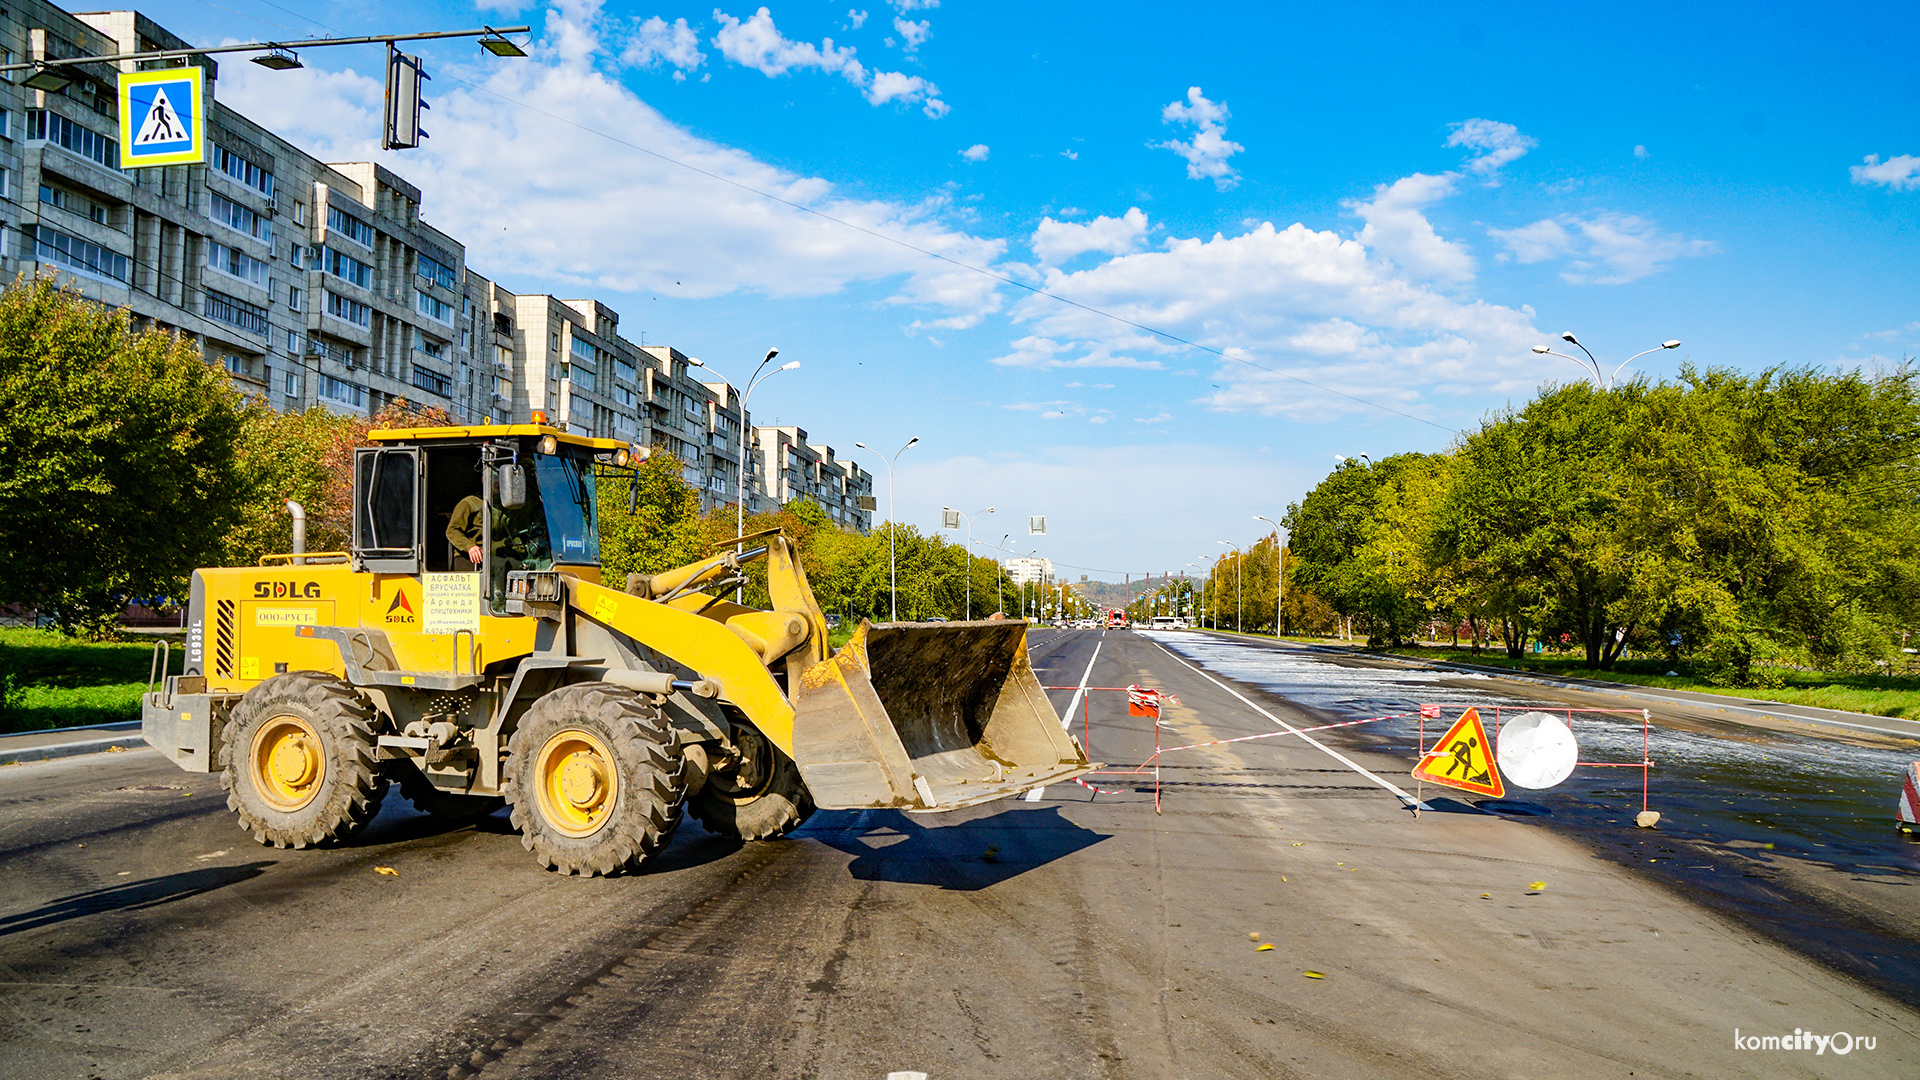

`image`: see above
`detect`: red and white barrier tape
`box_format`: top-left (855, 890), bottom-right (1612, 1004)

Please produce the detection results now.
top-left (1074, 776), bottom-right (1128, 796)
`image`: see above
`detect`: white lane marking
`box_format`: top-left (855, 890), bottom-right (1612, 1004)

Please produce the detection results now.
top-left (1023, 786), bottom-right (1045, 802)
top-left (1062, 637), bottom-right (1104, 731)
top-left (1146, 638), bottom-right (1429, 810)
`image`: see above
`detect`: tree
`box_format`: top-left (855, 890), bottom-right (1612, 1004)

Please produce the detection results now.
top-left (222, 404), bottom-right (364, 567)
top-left (0, 276), bottom-right (248, 636)
top-left (598, 446), bottom-right (710, 582)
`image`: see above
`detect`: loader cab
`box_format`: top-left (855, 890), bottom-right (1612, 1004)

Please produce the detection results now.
top-left (356, 423), bottom-right (628, 583)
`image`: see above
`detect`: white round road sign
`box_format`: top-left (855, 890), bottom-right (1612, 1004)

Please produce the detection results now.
top-left (1496, 712), bottom-right (1579, 790)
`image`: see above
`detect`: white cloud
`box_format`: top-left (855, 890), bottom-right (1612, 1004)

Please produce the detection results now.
top-left (621, 16), bottom-right (705, 74)
top-left (890, 0), bottom-right (939, 9)
top-left (215, 2), bottom-right (999, 320)
top-left (987, 335), bottom-right (1162, 369)
top-left (1061, 149), bottom-right (1078, 161)
top-left (893, 17), bottom-right (931, 52)
top-left (1634, 144), bottom-right (1650, 159)
top-left (1348, 173), bottom-right (1475, 283)
top-left (1852, 153), bottom-right (1920, 192)
top-left (1444, 118), bottom-right (1535, 178)
top-left (959, 143), bottom-right (989, 162)
top-left (1030, 207), bottom-right (1149, 266)
top-left (1004, 220), bottom-right (1541, 418)
top-left (1156, 87), bottom-right (1244, 189)
top-left (847, 9), bottom-right (868, 29)
top-left (1489, 213), bottom-right (1716, 284)
top-left (711, 7), bottom-right (947, 116)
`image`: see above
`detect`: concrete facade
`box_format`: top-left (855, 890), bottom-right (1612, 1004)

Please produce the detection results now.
top-left (0, 1), bottom-right (870, 533)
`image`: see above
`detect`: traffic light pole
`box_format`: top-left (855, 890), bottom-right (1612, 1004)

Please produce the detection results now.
top-left (0, 26), bottom-right (531, 75)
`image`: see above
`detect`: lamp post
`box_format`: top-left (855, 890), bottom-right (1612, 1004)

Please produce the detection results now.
top-left (1186, 563), bottom-right (1202, 627)
top-left (943, 505), bottom-right (994, 619)
top-left (1254, 514), bottom-right (1284, 639)
top-left (1531, 332), bottom-right (1681, 390)
top-left (855, 437), bottom-right (918, 621)
top-left (693, 347), bottom-right (798, 603)
top-left (1217, 541), bottom-right (1241, 632)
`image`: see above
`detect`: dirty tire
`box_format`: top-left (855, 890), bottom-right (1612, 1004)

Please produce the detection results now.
top-left (392, 762), bottom-right (505, 821)
top-left (688, 720), bottom-right (814, 841)
top-left (506, 683), bottom-right (685, 876)
top-left (219, 672), bottom-right (387, 849)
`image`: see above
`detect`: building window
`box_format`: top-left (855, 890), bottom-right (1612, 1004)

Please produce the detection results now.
top-left (207, 241), bottom-right (271, 287)
top-left (292, 201), bottom-right (307, 226)
top-left (204, 289), bottom-right (271, 337)
top-left (411, 365), bottom-right (451, 396)
top-left (570, 337), bottom-right (598, 365)
top-left (416, 252), bottom-right (458, 291)
top-left (326, 291), bottom-right (371, 327)
top-left (212, 145), bottom-right (274, 197)
top-left (317, 373), bottom-right (365, 407)
top-left (39, 183), bottom-right (114, 227)
top-left (0, 110), bottom-right (10, 139)
top-left (209, 192), bottom-right (272, 243)
top-left (284, 370), bottom-right (300, 396)
top-left (415, 290), bottom-right (453, 323)
top-left (569, 364), bottom-right (596, 393)
top-left (614, 384), bottom-right (637, 407)
top-left (30, 224), bottom-right (128, 281)
top-left (416, 332), bottom-right (447, 360)
top-left (323, 247), bottom-right (372, 289)
top-left (326, 205), bottom-right (373, 248)
top-left (287, 286), bottom-right (302, 311)
top-left (309, 335), bottom-right (353, 364)
top-left (26, 110), bottom-right (119, 170)
top-left (287, 331), bottom-right (301, 355)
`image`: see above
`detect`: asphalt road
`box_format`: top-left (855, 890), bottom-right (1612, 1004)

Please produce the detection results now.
top-left (2, 628), bottom-right (1916, 1078)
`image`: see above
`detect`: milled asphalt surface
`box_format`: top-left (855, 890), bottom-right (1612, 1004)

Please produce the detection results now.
top-left (0, 628), bottom-right (1914, 1078)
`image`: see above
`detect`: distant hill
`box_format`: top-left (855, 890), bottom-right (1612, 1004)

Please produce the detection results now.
top-left (1067, 574), bottom-right (1191, 609)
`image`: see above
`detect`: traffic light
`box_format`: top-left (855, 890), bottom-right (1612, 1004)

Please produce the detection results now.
top-left (383, 45), bottom-right (429, 150)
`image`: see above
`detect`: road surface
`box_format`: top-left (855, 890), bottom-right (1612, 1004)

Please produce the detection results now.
top-left (0, 628), bottom-right (1914, 1078)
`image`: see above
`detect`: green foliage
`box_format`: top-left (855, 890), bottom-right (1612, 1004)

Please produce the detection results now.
top-left (598, 447), bottom-right (711, 580)
top-left (1291, 364), bottom-right (1920, 684)
top-left (0, 275), bottom-right (248, 637)
top-left (222, 403), bottom-right (365, 566)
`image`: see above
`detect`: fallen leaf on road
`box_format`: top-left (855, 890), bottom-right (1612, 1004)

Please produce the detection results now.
top-left (1249, 932), bottom-right (1260, 941)
top-left (106, 745), bottom-right (126, 753)
top-left (1480, 893), bottom-right (1491, 899)
top-left (1528, 881), bottom-right (1547, 891)
top-left (1256, 944), bottom-right (1274, 952)
top-left (375, 866), bottom-right (398, 876)
top-left (1290, 842), bottom-right (1303, 846)
top-left (1302, 971), bottom-right (1324, 979)
top-left (195, 850), bottom-right (228, 861)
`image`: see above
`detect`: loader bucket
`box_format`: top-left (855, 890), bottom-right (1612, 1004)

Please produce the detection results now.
top-left (791, 620), bottom-right (1095, 811)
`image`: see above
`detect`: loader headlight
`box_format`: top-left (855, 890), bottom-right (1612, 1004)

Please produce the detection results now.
top-left (537, 435), bottom-right (559, 455)
top-left (611, 448), bottom-right (631, 467)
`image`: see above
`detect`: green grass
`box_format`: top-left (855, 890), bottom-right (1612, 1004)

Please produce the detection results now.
top-left (0, 628), bottom-right (182, 734)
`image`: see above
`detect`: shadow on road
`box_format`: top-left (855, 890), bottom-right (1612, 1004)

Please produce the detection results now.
top-left (0, 861), bottom-right (273, 938)
top-left (808, 805), bottom-right (1108, 891)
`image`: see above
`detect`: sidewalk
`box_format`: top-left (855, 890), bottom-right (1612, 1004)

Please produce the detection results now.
top-left (0, 721), bottom-right (145, 766)
top-left (1188, 628), bottom-right (1920, 742)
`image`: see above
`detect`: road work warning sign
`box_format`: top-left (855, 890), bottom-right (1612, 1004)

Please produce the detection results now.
top-left (1898, 762), bottom-right (1920, 830)
top-left (1412, 707), bottom-right (1505, 798)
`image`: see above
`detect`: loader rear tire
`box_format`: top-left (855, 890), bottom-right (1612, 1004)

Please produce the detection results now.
top-left (506, 683), bottom-right (685, 876)
top-left (688, 720), bottom-right (814, 841)
top-left (392, 763), bottom-right (505, 822)
top-left (219, 673), bottom-right (387, 849)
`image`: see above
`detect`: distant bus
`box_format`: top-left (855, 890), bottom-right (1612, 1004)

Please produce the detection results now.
top-left (1107, 609), bottom-right (1129, 628)
top-left (1149, 616), bottom-right (1183, 630)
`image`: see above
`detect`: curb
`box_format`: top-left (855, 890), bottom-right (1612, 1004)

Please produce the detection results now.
top-left (0, 722), bottom-right (146, 766)
top-left (1184, 630), bottom-right (1920, 742)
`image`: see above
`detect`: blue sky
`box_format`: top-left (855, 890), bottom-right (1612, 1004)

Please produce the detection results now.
top-left (138, 0), bottom-right (1918, 581)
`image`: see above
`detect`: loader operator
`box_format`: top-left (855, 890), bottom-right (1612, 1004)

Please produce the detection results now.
top-left (447, 491), bottom-right (538, 611)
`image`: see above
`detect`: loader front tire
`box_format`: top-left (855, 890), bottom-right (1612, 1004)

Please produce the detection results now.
top-left (506, 683), bottom-right (685, 876)
top-left (220, 673), bottom-right (387, 849)
top-left (688, 720), bottom-right (814, 841)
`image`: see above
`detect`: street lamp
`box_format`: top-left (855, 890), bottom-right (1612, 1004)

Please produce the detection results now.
top-left (1186, 563), bottom-right (1202, 626)
top-left (855, 437), bottom-right (918, 621)
top-left (1255, 514), bottom-right (1285, 639)
top-left (1217, 541), bottom-right (1241, 632)
top-left (943, 505), bottom-right (994, 620)
top-left (698, 348), bottom-right (797, 603)
top-left (1531, 334), bottom-right (1681, 390)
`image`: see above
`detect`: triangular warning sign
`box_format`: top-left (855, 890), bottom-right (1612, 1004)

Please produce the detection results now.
top-left (1898, 761), bottom-right (1920, 826)
top-left (1412, 707), bottom-right (1505, 798)
top-left (134, 87), bottom-right (188, 145)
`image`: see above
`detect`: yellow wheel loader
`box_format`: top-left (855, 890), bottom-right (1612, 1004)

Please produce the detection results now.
top-left (141, 422), bottom-right (1093, 875)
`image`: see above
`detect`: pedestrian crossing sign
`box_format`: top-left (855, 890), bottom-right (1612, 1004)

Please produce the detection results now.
top-left (1411, 707), bottom-right (1506, 798)
top-left (118, 67), bottom-right (206, 168)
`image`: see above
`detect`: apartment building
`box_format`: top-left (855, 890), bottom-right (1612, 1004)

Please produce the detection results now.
top-left (1, 1), bottom-right (871, 532)
top-left (752, 425), bottom-right (874, 532)
top-left (1004, 556), bottom-right (1053, 587)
